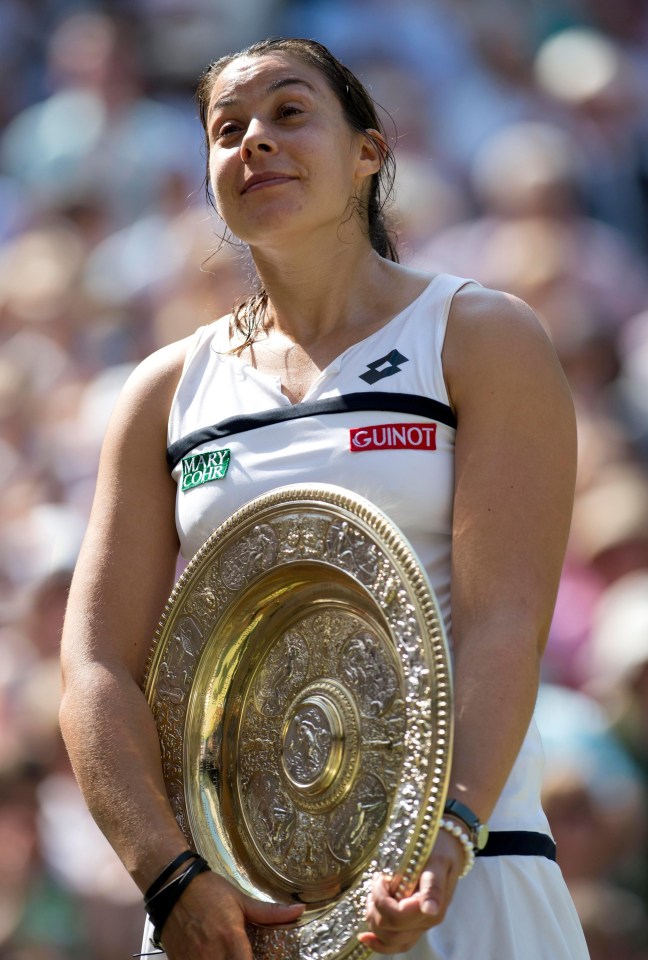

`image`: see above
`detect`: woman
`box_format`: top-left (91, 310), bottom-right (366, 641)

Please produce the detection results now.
top-left (60, 38), bottom-right (589, 960)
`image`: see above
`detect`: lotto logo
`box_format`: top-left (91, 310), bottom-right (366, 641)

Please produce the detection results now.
top-left (349, 423), bottom-right (437, 452)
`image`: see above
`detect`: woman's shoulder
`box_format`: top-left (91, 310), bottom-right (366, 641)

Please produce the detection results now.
top-left (446, 284), bottom-right (553, 367)
top-left (126, 336), bottom-right (193, 402)
top-left (448, 284), bottom-right (545, 341)
top-left (111, 330), bottom-right (208, 434)
top-left (124, 315), bottom-right (233, 402)
top-left (443, 284), bottom-right (568, 410)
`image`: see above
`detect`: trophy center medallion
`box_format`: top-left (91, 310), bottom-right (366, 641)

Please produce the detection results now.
top-left (282, 695), bottom-right (343, 795)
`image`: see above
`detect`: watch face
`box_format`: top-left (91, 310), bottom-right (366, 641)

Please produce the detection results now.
top-left (476, 823), bottom-right (489, 850)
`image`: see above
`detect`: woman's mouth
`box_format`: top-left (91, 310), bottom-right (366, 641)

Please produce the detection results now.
top-left (241, 174), bottom-right (296, 194)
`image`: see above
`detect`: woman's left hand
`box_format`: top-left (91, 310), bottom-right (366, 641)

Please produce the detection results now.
top-left (358, 829), bottom-right (465, 955)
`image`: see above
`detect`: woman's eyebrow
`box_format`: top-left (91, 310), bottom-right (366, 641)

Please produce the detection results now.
top-left (210, 77), bottom-right (316, 116)
top-left (267, 76), bottom-right (316, 95)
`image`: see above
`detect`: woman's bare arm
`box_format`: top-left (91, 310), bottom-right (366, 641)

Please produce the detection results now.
top-left (361, 287), bottom-right (576, 953)
top-left (444, 286), bottom-right (576, 820)
top-left (60, 341), bottom-right (304, 958)
top-left (60, 340), bottom-right (190, 886)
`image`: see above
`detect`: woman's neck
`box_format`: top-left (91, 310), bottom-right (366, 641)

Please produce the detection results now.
top-left (249, 234), bottom-right (389, 345)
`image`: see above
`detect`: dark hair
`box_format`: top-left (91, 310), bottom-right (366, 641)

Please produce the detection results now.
top-left (196, 37), bottom-right (398, 347)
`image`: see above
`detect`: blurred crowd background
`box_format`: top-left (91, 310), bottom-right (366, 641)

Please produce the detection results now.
top-left (1, 0), bottom-right (648, 957)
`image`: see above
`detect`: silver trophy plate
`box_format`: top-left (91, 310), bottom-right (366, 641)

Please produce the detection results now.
top-left (143, 483), bottom-right (453, 959)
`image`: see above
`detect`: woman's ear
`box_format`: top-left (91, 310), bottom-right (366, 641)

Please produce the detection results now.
top-left (355, 128), bottom-right (387, 181)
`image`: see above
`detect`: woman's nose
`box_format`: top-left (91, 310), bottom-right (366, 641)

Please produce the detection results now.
top-left (240, 120), bottom-right (277, 161)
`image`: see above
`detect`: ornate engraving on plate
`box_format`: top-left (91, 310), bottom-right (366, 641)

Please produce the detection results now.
top-left (327, 772), bottom-right (388, 863)
top-left (325, 521), bottom-right (380, 585)
top-left (144, 484), bottom-right (453, 960)
top-left (282, 698), bottom-right (337, 789)
top-left (300, 896), bottom-right (365, 960)
top-left (340, 632), bottom-right (399, 718)
top-left (275, 514), bottom-right (328, 561)
top-left (235, 609), bottom-right (403, 891)
top-left (253, 630), bottom-right (309, 717)
top-left (247, 771), bottom-right (296, 860)
top-left (220, 523), bottom-right (278, 589)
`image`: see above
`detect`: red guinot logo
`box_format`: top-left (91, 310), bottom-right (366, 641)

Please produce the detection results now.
top-left (349, 423), bottom-right (437, 452)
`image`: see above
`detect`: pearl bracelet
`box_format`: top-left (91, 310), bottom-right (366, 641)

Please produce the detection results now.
top-left (439, 817), bottom-right (476, 878)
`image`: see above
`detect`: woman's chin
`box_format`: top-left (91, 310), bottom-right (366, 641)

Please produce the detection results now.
top-left (234, 210), bottom-right (314, 249)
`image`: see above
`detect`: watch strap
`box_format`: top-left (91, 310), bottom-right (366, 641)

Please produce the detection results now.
top-left (444, 798), bottom-right (489, 850)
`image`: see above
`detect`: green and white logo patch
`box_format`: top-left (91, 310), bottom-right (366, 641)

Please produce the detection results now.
top-left (181, 448), bottom-right (230, 491)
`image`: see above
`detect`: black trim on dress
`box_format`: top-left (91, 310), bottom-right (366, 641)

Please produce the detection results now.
top-left (476, 832), bottom-right (557, 861)
top-left (167, 391), bottom-right (457, 470)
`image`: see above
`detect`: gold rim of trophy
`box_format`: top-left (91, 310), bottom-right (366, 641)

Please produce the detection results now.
top-left (143, 483), bottom-right (453, 960)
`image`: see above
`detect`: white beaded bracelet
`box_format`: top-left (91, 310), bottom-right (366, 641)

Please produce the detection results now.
top-left (439, 817), bottom-right (476, 878)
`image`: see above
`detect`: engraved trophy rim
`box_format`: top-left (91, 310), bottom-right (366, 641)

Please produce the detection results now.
top-left (143, 483), bottom-right (453, 960)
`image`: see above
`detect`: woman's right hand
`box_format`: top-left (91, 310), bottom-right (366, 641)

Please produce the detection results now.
top-left (158, 871), bottom-right (305, 959)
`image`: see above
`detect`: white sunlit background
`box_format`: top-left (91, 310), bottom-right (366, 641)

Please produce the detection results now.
top-left (1, 2), bottom-right (648, 958)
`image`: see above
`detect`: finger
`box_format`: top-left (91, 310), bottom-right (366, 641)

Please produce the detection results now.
top-left (368, 872), bottom-right (420, 915)
top-left (366, 897), bottom-right (435, 933)
top-left (370, 871), bottom-right (392, 901)
top-left (358, 932), bottom-right (390, 955)
top-left (358, 933), bottom-right (393, 953)
top-left (365, 873), bottom-right (390, 915)
top-left (366, 873), bottom-right (432, 923)
top-left (244, 897), bottom-right (305, 926)
top-left (358, 930), bottom-right (419, 955)
top-left (417, 867), bottom-right (445, 918)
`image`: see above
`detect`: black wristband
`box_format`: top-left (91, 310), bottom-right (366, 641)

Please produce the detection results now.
top-left (146, 855), bottom-right (211, 947)
top-left (144, 850), bottom-right (200, 903)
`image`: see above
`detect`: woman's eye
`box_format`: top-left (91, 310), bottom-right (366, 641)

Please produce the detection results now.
top-left (214, 105), bottom-right (303, 140)
top-left (218, 122), bottom-right (241, 139)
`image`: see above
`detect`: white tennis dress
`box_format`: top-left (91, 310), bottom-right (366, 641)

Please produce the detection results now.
top-left (141, 273), bottom-right (589, 959)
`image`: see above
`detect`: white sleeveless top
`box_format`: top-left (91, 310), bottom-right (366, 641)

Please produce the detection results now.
top-left (167, 272), bottom-right (551, 834)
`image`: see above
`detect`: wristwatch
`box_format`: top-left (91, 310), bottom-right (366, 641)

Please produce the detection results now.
top-left (444, 798), bottom-right (490, 850)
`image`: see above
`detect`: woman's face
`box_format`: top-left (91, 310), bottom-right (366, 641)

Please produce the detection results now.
top-left (205, 53), bottom-right (379, 248)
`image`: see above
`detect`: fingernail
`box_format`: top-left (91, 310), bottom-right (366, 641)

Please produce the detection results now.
top-left (421, 900), bottom-right (439, 916)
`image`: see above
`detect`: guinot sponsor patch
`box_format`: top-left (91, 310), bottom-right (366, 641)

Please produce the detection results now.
top-left (349, 423), bottom-right (437, 452)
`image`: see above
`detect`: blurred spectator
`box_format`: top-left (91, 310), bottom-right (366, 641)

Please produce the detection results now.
top-left (536, 684), bottom-right (645, 890)
top-left (571, 881), bottom-right (648, 960)
top-left (585, 572), bottom-right (648, 775)
top-left (580, 0), bottom-right (648, 52)
top-left (0, 765), bottom-right (85, 959)
top-left (0, 11), bottom-right (201, 227)
top-left (546, 458), bottom-right (648, 688)
top-left (534, 27), bottom-right (648, 250)
top-left (610, 308), bottom-right (648, 461)
top-left (413, 119), bottom-right (648, 341)
top-left (570, 465), bottom-right (648, 586)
